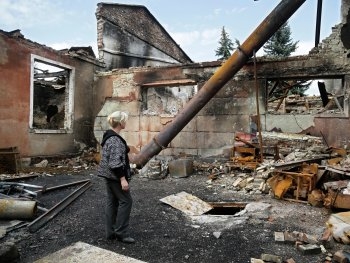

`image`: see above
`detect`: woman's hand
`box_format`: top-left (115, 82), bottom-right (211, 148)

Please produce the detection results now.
top-left (120, 177), bottom-right (129, 191)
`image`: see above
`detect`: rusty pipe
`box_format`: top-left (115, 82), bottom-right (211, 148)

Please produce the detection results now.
top-left (0, 199), bottom-right (37, 219)
top-left (131, 0), bottom-right (306, 168)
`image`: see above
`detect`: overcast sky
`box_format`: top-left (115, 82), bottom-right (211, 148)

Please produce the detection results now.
top-left (0, 0), bottom-right (342, 62)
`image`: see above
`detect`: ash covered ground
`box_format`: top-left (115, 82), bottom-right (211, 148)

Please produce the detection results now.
top-left (1, 166), bottom-right (342, 263)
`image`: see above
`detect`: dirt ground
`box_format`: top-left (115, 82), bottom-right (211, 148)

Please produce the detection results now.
top-left (1, 165), bottom-right (345, 263)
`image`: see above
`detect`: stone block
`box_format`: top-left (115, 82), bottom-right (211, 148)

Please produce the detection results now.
top-left (233, 178), bottom-right (243, 187)
top-left (260, 253), bottom-right (282, 263)
top-left (197, 132), bottom-right (233, 148)
top-left (274, 231), bottom-right (285, 242)
top-left (170, 132), bottom-right (198, 148)
top-left (297, 244), bottom-right (322, 255)
top-left (168, 159), bottom-right (193, 178)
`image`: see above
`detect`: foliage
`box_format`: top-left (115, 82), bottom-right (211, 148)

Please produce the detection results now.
top-left (263, 22), bottom-right (298, 57)
top-left (263, 22), bottom-right (310, 96)
top-left (215, 27), bottom-right (235, 61)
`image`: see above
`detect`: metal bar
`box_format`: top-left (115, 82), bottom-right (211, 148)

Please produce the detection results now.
top-left (35, 179), bottom-right (90, 194)
top-left (14, 186), bottom-right (38, 198)
top-left (27, 181), bottom-right (91, 233)
top-left (0, 174), bottom-right (39, 181)
top-left (0, 182), bottom-right (44, 190)
top-left (315, 0), bottom-right (323, 47)
top-left (131, 0), bottom-right (307, 168)
top-left (253, 50), bottom-right (264, 162)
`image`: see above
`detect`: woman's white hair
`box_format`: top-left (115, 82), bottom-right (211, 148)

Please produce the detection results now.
top-left (107, 111), bottom-right (128, 127)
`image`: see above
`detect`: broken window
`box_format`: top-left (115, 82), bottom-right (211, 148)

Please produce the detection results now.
top-left (30, 55), bottom-right (75, 133)
top-left (266, 77), bottom-right (347, 116)
top-left (141, 85), bottom-right (197, 116)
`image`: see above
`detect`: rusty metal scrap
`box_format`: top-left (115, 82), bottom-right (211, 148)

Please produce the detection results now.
top-left (0, 182), bottom-right (45, 199)
top-left (323, 179), bottom-right (350, 209)
top-left (228, 133), bottom-right (261, 170)
top-left (324, 189), bottom-right (350, 209)
top-left (267, 163), bottom-right (319, 200)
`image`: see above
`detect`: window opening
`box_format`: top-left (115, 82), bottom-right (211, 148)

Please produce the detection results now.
top-left (30, 55), bottom-right (75, 132)
top-left (266, 78), bottom-right (345, 116)
top-left (142, 85), bottom-right (197, 116)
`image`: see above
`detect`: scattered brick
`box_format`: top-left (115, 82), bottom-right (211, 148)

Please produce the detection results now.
top-left (274, 231), bottom-right (285, 242)
top-left (297, 244), bottom-right (322, 255)
top-left (260, 253), bottom-right (282, 263)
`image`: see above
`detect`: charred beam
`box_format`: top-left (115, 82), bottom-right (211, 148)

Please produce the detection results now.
top-left (34, 70), bottom-right (67, 78)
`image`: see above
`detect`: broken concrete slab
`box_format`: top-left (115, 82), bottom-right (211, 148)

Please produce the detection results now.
top-left (327, 211), bottom-right (350, 244)
top-left (159, 191), bottom-right (213, 216)
top-left (33, 241), bottom-right (147, 263)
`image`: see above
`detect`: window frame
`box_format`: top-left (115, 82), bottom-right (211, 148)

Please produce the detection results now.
top-left (29, 54), bottom-right (75, 133)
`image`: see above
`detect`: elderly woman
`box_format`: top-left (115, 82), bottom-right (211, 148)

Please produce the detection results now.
top-left (97, 111), bottom-right (135, 243)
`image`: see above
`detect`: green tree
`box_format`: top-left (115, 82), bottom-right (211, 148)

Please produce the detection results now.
top-left (263, 22), bottom-right (298, 57)
top-left (215, 27), bottom-right (235, 61)
top-left (264, 22), bottom-right (309, 96)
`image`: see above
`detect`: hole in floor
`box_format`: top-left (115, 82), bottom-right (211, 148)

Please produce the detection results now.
top-left (205, 202), bottom-right (247, 215)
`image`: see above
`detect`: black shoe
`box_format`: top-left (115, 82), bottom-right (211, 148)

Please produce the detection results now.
top-left (117, 236), bottom-right (135, 243)
top-left (107, 233), bottom-right (117, 240)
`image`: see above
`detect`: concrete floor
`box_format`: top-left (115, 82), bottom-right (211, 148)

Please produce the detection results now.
top-left (34, 241), bottom-right (147, 263)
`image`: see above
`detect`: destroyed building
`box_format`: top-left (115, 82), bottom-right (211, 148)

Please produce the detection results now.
top-left (2, 1), bottom-right (350, 262)
top-left (0, 1), bottom-right (349, 166)
top-left (94, 0), bottom-right (350, 162)
top-left (0, 29), bottom-right (104, 160)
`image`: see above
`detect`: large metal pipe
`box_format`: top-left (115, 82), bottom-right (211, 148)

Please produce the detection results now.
top-left (0, 199), bottom-right (37, 219)
top-left (131, 0), bottom-right (306, 168)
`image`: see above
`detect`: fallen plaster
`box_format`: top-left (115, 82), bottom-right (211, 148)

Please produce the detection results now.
top-left (188, 201), bottom-right (271, 231)
top-left (33, 241), bottom-right (147, 263)
top-left (160, 193), bottom-right (273, 231)
top-left (189, 215), bottom-right (248, 231)
top-left (159, 191), bottom-right (213, 216)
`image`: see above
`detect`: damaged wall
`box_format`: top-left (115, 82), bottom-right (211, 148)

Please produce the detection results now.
top-left (96, 3), bottom-right (192, 70)
top-left (0, 30), bottom-right (104, 157)
top-left (93, 2), bottom-right (350, 157)
top-left (93, 63), bottom-right (258, 158)
top-left (242, 5), bottom-right (350, 148)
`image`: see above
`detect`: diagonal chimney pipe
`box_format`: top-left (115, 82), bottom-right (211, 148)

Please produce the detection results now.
top-left (131, 0), bottom-right (306, 168)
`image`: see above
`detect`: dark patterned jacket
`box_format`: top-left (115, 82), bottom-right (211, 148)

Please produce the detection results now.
top-left (97, 129), bottom-right (131, 181)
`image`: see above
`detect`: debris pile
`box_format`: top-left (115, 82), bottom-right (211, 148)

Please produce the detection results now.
top-left (0, 147), bottom-right (99, 181)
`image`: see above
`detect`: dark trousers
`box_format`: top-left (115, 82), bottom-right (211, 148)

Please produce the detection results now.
top-left (105, 179), bottom-right (133, 239)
